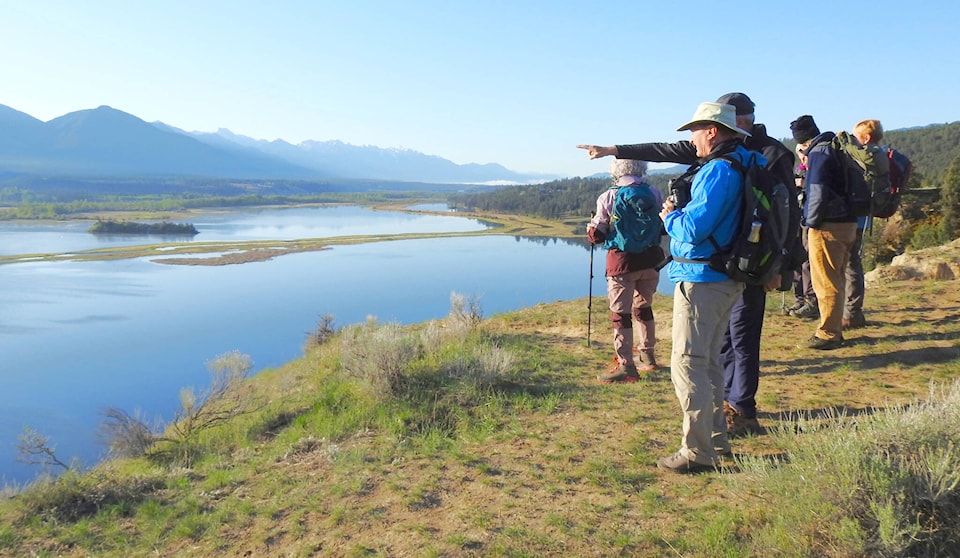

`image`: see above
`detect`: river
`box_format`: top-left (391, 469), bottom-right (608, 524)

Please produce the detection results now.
top-left (0, 204), bottom-right (671, 486)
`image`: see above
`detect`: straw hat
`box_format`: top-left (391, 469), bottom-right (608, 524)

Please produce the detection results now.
top-left (676, 102), bottom-right (752, 137)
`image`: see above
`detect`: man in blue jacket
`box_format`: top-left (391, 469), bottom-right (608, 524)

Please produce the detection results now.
top-left (655, 102), bottom-right (751, 473)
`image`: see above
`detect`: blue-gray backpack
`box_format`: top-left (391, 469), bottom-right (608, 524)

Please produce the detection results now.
top-left (603, 183), bottom-right (661, 254)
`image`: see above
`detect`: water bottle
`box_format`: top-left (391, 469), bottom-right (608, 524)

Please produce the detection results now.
top-left (738, 219), bottom-right (762, 272)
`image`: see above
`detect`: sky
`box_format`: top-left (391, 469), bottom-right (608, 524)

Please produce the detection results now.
top-left (2, 0), bottom-right (959, 178)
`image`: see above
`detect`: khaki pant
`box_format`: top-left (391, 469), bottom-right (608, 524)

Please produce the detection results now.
top-left (808, 222), bottom-right (858, 341)
top-left (670, 279), bottom-right (743, 465)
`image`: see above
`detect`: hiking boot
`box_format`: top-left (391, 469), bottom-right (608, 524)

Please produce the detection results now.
top-left (789, 302), bottom-right (819, 319)
top-left (783, 300), bottom-right (806, 316)
top-left (842, 313), bottom-right (867, 329)
top-left (597, 362), bottom-right (639, 384)
top-left (799, 335), bottom-right (843, 350)
top-left (656, 452), bottom-right (717, 474)
top-left (636, 349), bottom-right (658, 372)
top-left (724, 401), bottom-right (763, 438)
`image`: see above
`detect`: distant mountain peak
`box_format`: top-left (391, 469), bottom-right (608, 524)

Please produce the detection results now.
top-left (0, 102), bottom-right (557, 183)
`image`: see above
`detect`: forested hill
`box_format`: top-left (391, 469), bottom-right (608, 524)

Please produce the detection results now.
top-left (883, 121), bottom-right (960, 186)
top-left (448, 173), bottom-right (673, 222)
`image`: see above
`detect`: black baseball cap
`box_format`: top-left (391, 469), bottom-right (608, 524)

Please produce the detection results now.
top-left (715, 92), bottom-right (755, 116)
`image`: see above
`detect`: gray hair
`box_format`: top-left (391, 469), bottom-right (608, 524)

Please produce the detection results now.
top-left (609, 159), bottom-right (647, 181)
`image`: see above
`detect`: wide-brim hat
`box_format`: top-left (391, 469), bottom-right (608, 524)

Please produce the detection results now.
top-left (676, 102), bottom-right (752, 137)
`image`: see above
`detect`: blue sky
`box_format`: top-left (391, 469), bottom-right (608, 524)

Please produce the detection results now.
top-left (2, 0), bottom-right (958, 178)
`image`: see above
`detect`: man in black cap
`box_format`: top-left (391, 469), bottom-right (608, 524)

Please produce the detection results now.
top-left (577, 92), bottom-right (800, 438)
top-left (790, 115), bottom-right (858, 350)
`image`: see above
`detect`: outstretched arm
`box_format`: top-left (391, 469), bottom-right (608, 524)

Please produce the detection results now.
top-left (576, 145), bottom-right (619, 159)
top-left (617, 141), bottom-right (698, 165)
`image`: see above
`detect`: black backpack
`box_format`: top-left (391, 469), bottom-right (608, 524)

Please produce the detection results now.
top-left (707, 153), bottom-right (791, 286)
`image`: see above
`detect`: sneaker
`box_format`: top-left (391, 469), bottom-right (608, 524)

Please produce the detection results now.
top-left (656, 452), bottom-right (717, 474)
top-left (724, 401), bottom-right (763, 438)
top-left (636, 349), bottom-right (658, 372)
top-left (597, 362), bottom-right (639, 384)
top-left (789, 302), bottom-right (819, 319)
top-left (799, 335), bottom-right (843, 350)
top-left (842, 313), bottom-right (867, 329)
top-left (783, 300), bottom-right (806, 315)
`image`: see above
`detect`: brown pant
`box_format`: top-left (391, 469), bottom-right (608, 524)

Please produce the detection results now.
top-left (607, 268), bottom-right (659, 365)
top-left (808, 222), bottom-right (858, 341)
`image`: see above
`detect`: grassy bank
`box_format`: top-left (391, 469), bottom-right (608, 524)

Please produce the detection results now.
top-left (2, 250), bottom-right (960, 556)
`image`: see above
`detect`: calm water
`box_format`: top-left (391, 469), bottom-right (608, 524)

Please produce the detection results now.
top-left (0, 204), bottom-right (485, 257)
top-left (0, 206), bottom-right (671, 485)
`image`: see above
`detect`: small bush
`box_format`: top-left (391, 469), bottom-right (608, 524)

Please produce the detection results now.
top-left (340, 318), bottom-right (420, 398)
top-left (909, 219), bottom-right (946, 251)
top-left (447, 292), bottom-right (483, 338)
top-left (12, 470), bottom-right (165, 524)
top-left (15, 427), bottom-right (72, 473)
top-left (98, 408), bottom-right (158, 459)
top-left (304, 313), bottom-right (338, 351)
top-left (444, 345), bottom-right (514, 389)
top-left (151, 351), bottom-right (261, 466)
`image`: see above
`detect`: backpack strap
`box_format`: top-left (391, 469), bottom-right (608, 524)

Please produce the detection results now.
top-left (670, 154), bottom-right (747, 265)
top-left (704, 154), bottom-right (749, 254)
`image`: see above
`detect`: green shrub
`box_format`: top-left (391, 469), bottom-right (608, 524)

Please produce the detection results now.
top-left (734, 380), bottom-right (960, 557)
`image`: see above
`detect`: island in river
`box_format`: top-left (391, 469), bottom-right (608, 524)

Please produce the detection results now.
top-left (89, 219), bottom-right (199, 236)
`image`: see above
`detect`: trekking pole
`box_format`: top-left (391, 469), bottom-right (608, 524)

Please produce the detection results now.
top-left (587, 230), bottom-right (595, 348)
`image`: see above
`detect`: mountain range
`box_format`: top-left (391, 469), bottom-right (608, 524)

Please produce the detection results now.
top-left (0, 104), bottom-right (556, 184)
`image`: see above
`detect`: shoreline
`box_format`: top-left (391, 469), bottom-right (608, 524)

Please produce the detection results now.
top-left (0, 203), bottom-right (581, 266)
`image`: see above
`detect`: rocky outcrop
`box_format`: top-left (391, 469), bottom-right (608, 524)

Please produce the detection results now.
top-left (866, 238), bottom-right (960, 283)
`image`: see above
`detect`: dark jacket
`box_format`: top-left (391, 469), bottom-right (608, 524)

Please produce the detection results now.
top-left (803, 132), bottom-right (858, 228)
top-left (616, 122), bottom-right (803, 274)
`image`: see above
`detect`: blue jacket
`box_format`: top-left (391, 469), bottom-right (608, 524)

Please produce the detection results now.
top-left (663, 143), bottom-right (757, 283)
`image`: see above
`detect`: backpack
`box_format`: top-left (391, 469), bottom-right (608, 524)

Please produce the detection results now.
top-left (705, 152), bottom-right (792, 286)
top-left (875, 148), bottom-right (913, 218)
top-left (829, 132), bottom-right (874, 217)
top-left (833, 131), bottom-right (910, 218)
top-left (603, 183), bottom-right (661, 254)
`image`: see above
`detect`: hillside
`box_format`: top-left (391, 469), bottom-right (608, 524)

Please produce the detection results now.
top-left (3, 240), bottom-right (959, 557)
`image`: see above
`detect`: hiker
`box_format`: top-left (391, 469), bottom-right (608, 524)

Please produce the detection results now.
top-left (843, 119), bottom-right (886, 329)
top-left (589, 101), bottom-right (749, 473)
top-left (790, 115), bottom-right (858, 350)
top-left (586, 159), bottom-right (665, 383)
top-left (787, 143), bottom-right (819, 320)
top-left (578, 92), bottom-right (800, 438)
